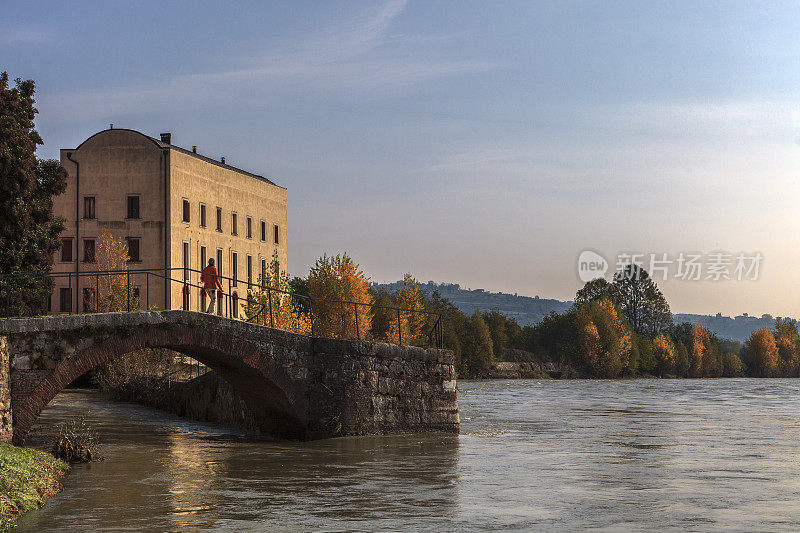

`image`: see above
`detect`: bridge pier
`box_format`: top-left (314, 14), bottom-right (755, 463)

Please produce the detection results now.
top-left (0, 311), bottom-right (458, 444)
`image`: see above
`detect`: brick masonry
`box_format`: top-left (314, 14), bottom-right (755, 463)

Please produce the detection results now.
top-left (0, 311), bottom-right (458, 444)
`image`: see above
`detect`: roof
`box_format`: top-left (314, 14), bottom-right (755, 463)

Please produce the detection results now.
top-left (72, 128), bottom-right (282, 188)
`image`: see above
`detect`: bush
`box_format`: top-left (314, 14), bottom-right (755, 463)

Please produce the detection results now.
top-left (50, 419), bottom-right (100, 464)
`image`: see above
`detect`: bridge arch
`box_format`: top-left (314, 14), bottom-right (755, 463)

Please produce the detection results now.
top-left (7, 312), bottom-right (311, 444)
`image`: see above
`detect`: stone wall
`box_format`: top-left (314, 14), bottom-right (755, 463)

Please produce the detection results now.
top-left (0, 336), bottom-right (12, 443)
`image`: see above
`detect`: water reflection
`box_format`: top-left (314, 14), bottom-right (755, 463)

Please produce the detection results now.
top-left (17, 379), bottom-right (800, 531)
top-left (20, 390), bottom-right (459, 531)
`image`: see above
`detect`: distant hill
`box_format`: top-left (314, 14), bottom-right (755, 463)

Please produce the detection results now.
top-left (372, 281), bottom-right (571, 326)
top-left (371, 281), bottom-right (794, 342)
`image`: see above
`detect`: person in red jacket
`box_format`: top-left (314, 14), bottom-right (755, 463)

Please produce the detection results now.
top-left (201, 258), bottom-right (224, 313)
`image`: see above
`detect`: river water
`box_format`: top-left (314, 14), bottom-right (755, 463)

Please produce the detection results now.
top-left (17, 379), bottom-right (800, 531)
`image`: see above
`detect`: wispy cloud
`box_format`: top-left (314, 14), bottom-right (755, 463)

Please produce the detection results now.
top-left (41, 0), bottom-right (490, 121)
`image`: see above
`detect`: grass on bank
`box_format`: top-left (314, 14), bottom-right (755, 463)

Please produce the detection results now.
top-left (0, 443), bottom-right (68, 531)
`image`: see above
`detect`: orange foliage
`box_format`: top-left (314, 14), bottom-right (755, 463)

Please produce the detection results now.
top-left (388, 273), bottom-right (425, 344)
top-left (575, 299), bottom-right (631, 377)
top-left (308, 253), bottom-right (373, 339)
top-left (93, 232), bottom-right (135, 312)
top-left (743, 327), bottom-right (779, 377)
top-left (245, 251), bottom-right (310, 334)
top-left (653, 333), bottom-right (676, 376)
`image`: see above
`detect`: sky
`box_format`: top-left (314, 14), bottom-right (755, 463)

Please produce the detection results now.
top-left (3, 1), bottom-right (800, 317)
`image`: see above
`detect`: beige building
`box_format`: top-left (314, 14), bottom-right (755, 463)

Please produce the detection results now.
top-left (51, 127), bottom-right (287, 316)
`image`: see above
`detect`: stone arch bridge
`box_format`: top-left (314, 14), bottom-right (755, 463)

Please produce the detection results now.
top-left (0, 311), bottom-right (458, 445)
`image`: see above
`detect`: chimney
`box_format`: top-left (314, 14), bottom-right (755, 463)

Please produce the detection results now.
top-left (192, 146), bottom-right (197, 153)
top-left (160, 132), bottom-right (171, 144)
top-left (221, 157), bottom-right (226, 164)
top-left (110, 123), bottom-right (114, 129)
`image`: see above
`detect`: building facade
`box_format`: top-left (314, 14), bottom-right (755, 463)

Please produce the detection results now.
top-left (51, 128), bottom-right (287, 316)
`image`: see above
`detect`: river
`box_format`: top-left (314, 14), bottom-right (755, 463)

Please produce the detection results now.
top-left (17, 378), bottom-right (800, 531)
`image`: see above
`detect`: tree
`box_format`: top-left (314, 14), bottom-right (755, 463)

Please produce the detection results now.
top-left (0, 73), bottom-right (67, 315)
top-left (307, 253), bottom-right (372, 339)
top-left (612, 264), bottom-right (672, 336)
top-left (652, 333), bottom-right (676, 377)
top-left (245, 251), bottom-right (310, 334)
top-left (482, 309), bottom-right (511, 359)
top-left (774, 319), bottom-right (800, 377)
top-left (460, 310), bottom-right (494, 376)
top-left (742, 327), bottom-right (779, 377)
top-left (93, 232), bottom-right (138, 312)
top-left (574, 299), bottom-right (632, 377)
top-left (388, 273), bottom-right (425, 344)
top-left (574, 278), bottom-right (614, 307)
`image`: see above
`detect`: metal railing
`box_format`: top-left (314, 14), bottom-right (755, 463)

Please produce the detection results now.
top-left (0, 267), bottom-right (443, 348)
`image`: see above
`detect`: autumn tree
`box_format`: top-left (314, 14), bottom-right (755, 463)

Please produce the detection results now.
top-left (245, 251), bottom-right (310, 334)
top-left (307, 253), bottom-right (372, 339)
top-left (574, 299), bottom-right (632, 377)
top-left (0, 73), bottom-right (67, 315)
top-left (93, 232), bottom-right (137, 312)
top-left (742, 327), bottom-right (779, 377)
top-left (612, 264), bottom-right (672, 336)
top-left (773, 319), bottom-right (800, 377)
top-left (652, 333), bottom-right (676, 377)
top-left (387, 273), bottom-right (425, 344)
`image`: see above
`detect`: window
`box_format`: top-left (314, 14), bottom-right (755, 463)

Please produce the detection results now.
top-left (83, 196), bottom-right (96, 219)
top-left (182, 199), bottom-right (190, 223)
top-left (60, 238), bottom-right (73, 262)
top-left (261, 258), bottom-right (267, 287)
top-left (217, 291), bottom-right (223, 316)
top-left (232, 252), bottom-right (238, 287)
top-left (200, 204), bottom-right (207, 228)
top-left (216, 249), bottom-right (223, 276)
top-left (83, 288), bottom-right (96, 313)
top-left (182, 285), bottom-right (190, 311)
top-left (232, 292), bottom-right (239, 319)
top-left (274, 225), bottom-right (279, 245)
top-left (59, 288), bottom-right (72, 313)
top-left (231, 213), bottom-right (238, 235)
top-left (83, 239), bottom-right (96, 263)
top-left (246, 217), bottom-right (252, 239)
top-left (183, 242), bottom-right (190, 281)
top-left (247, 255), bottom-right (252, 285)
top-left (200, 246), bottom-right (207, 270)
top-left (200, 288), bottom-right (207, 312)
top-left (127, 196), bottom-right (140, 219)
top-left (216, 207), bottom-right (222, 232)
top-left (126, 237), bottom-right (140, 262)
top-left (260, 220), bottom-right (266, 242)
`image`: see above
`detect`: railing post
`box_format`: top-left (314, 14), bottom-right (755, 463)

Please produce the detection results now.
top-left (397, 308), bottom-right (402, 345)
top-left (146, 273), bottom-right (150, 310)
top-left (68, 272), bottom-right (72, 315)
top-left (126, 269), bottom-right (131, 312)
top-left (268, 286), bottom-right (274, 328)
top-left (354, 302), bottom-right (360, 340)
top-left (96, 273), bottom-right (99, 313)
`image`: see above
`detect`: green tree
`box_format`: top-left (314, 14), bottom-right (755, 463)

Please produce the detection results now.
top-left (0, 73), bottom-right (67, 315)
top-left (460, 310), bottom-right (494, 376)
top-left (612, 264), bottom-right (672, 336)
top-left (574, 278), bottom-right (614, 307)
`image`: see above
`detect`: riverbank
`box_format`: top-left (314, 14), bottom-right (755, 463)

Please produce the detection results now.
top-left (0, 444), bottom-right (68, 531)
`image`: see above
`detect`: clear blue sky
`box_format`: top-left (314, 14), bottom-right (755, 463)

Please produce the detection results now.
top-left (4, 1), bottom-right (800, 317)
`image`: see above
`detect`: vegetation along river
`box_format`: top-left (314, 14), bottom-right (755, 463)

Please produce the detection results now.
top-left (17, 379), bottom-right (800, 531)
